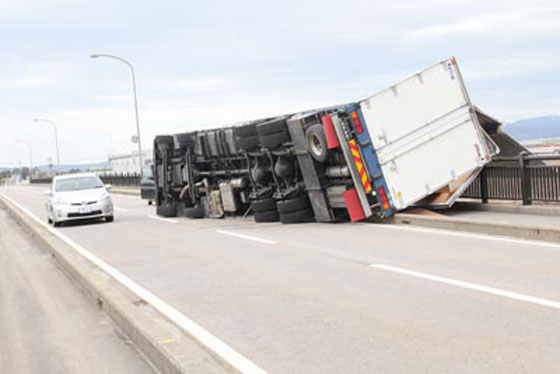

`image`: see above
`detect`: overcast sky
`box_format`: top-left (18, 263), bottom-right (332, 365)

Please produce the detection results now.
top-left (1, 0), bottom-right (559, 167)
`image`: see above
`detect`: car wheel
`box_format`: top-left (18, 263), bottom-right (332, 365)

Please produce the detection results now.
top-left (106, 215), bottom-right (114, 222)
top-left (305, 124), bottom-right (328, 162)
top-left (47, 216), bottom-right (53, 224)
top-left (148, 200), bottom-right (153, 205)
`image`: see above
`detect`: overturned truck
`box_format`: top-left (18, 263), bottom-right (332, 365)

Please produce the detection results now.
top-left (153, 57), bottom-right (498, 223)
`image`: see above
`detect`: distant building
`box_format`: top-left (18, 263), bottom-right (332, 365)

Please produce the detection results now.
top-left (521, 139), bottom-right (560, 155)
top-left (108, 149), bottom-right (153, 175)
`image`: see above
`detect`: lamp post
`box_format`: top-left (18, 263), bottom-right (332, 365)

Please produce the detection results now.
top-left (34, 118), bottom-right (60, 168)
top-left (90, 53), bottom-right (143, 178)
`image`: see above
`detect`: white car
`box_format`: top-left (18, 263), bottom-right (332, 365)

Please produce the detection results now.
top-left (45, 173), bottom-right (114, 227)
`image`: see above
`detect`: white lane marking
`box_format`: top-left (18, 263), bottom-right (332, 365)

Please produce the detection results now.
top-left (0, 193), bottom-right (268, 374)
top-left (216, 229), bottom-right (277, 245)
top-left (380, 222), bottom-right (560, 249)
top-left (114, 207), bottom-right (129, 212)
top-left (371, 264), bottom-right (560, 310)
top-left (148, 215), bottom-right (178, 224)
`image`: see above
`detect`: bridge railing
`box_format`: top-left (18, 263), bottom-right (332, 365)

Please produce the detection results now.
top-left (462, 153), bottom-right (560, 205)
top-left (31, 173), bottom-right (141, 188)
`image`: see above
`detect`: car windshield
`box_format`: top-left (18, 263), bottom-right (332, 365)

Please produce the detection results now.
top-left (142, 165), bottom-right (153, 178)
top-left (55, 176), bottom-right (104, 192)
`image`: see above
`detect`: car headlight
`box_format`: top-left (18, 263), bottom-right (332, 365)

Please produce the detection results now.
top-left (52, 200), bottom-right (67, 206)
top-left (101, 194), bottom-right (112, 203)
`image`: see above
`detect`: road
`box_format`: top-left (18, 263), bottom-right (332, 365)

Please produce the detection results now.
top-left (2, 185), bottom-right (560, 373)
top-left (0, 205), bottom-right (155, 374)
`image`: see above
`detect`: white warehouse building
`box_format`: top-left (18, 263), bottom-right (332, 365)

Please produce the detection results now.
top-left (108, 149), bottom-right (153, 175)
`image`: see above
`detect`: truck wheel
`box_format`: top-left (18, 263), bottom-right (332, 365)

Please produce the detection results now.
top-left (236, 135), bottom-right (260, 151)
top-left (232, 123), bottom-right (257, 138)
top-left (305, 124), bottom-right (328, 162)
top-left (280, 208), bottom-right (315, 224)
top-left (173, 133), bottom-right (192, 149)
top-left (277, 195), bottom-right (311, 215)
top-left (256, 118), bottom-right (288, 137)
top-left (259, 130), bottom-right (290, 149)
top-left (184, 205), bottom-right (204, 218)
top-left (251, 198), bottom-right (277, 213)
top-left (155, 135), bottom-right (174, 146)
top-left (157, 203), bottom-right (178, 217)
top-left (254, 210), bottom-right (280, 223)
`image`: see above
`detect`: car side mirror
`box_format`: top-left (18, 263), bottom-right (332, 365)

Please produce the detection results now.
top-left (105, 184), bottom-right (112, 191)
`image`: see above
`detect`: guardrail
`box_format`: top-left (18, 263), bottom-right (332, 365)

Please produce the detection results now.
top-left (30, 173), bottom-right (141, 188)
top-left (462, 153), bottom-right (560, 205)
top-left (100, 173), bottom-right (140, 187)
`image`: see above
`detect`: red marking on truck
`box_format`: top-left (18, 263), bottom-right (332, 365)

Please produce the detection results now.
top-left (350, 111), bottom-right (364, 134)
top-left (343, 188), bottom-right (366, 222)
top-left (348, 140), bottom-right (372, 193)
top-left (321, 115), bottom-right (340, 149)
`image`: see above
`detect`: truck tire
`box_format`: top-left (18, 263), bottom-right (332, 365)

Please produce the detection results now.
top-left (251, 198), bottom-right (277, 213)
top-left (236, 135), bottom-right (260, 151)
top-left (305, 124), bottom-right (328, 162)
top-left (157, 203), bottom-right (178, 217)
top-left (259, 130), bottom-right (290, 149)
top-left (173, 133), bottom-right (192, 149)
top-left (184, 205), bottom-right (204, 218)
top-left (155, 135), bottom-right (174, 146)
top-left (256, 118), bottom-right (288, 137)
top-left (277, 195), bottom-right (311, 215)
top-left (279, 208), bottom-right (315, 224)
top-left (232, 124), bottom-right (257, 138)
top-left (254, 210), bottom-right (280, 223)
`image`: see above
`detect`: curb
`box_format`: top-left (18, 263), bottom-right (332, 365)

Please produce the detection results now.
top-left (394, 213), bottom-right (560, 243)
top-left (0, 194), bottom-right (236, 374)
top-left (455, 200), bottom-right (560, 216)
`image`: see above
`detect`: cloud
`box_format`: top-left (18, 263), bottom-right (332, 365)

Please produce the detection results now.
top-left (408, 4), bottom-right (560, 41)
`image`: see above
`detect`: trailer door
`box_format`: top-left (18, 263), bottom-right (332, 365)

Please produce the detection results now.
top-left (359, 57), bottom-right (498, 210)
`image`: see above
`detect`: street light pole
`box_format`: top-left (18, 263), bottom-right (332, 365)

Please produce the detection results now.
top-left (34, 118), bottom-right (60, 167)
top-left (90, 53), bottom-right (143, 178)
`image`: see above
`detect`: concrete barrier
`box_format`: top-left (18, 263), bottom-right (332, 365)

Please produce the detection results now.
top-left (0, 194), bottom-right (235, 374)
top-left (394, 213), bottom-right (560, 243)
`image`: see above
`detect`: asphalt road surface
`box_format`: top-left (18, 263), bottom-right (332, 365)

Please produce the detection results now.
top-left (0, 205), bottom-right (155, 374)
top-left (2, 185), bottom-right (559, 373)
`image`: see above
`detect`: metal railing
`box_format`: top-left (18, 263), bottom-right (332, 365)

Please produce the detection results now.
top-left (31, 173), bottom-right (141, 188)
top-left (462, 153), bottom-right (560, 205)
top-left (99, 173), bottom-right (140, 187)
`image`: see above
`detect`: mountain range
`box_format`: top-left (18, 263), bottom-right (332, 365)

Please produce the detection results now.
top-left (0, 161), bottom-right (110, 174)
top-left (504, 116), bottom-right (560, 141)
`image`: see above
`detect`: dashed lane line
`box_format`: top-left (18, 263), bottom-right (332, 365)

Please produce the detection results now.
top-left (216, 229), bottom-right (278, 245)
top-left (371, 263), bottom-right (560, 310)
